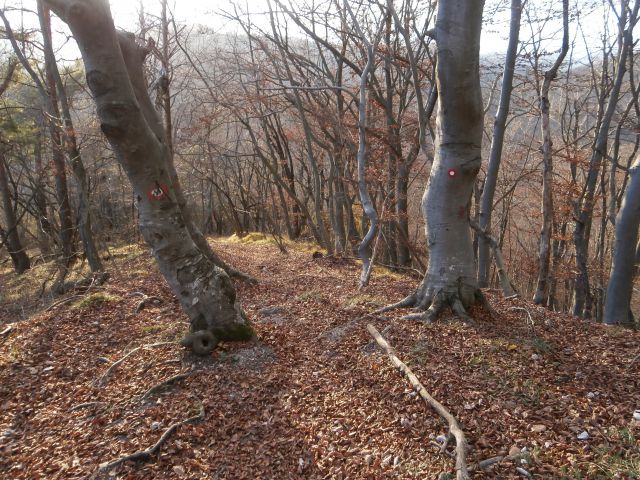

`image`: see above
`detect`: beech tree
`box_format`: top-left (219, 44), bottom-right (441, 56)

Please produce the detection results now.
top-left (43, 0), bottom-right (253, 353)
top-left (605, 154), bottom-right (640, 327)
top-left (383, 0), bottom-right (487, 321)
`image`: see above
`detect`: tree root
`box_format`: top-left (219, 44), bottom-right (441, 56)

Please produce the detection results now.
top-left (93, 397), bottom-right (205, 477)
top-left (375, 292), bottom-right (417, 314)
top-left (180, 330), bottom-right (218, 356)
top-left (140, 373), bottom-right (190, 402)
top-left (128, 292), bottom-right (163, 313)
top-left (367, 324), bottom-right (470, 480)
top-left (378, 282), bottom-right (496, 325)
top-left (96, 342), bottom-right (177, 387)
top-left (225, 266), bottom-right (259, 285)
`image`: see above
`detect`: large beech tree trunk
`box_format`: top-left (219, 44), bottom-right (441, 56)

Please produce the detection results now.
top-left (604, 155), bottom-right (640, 327)
top-left (45, 0), bottom-right (253, 352)
top-left (386, 0), bottom-right (486, 322)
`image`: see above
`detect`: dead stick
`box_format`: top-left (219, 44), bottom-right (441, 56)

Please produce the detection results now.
top-left (95, 399), bottom-right (205, 474)
top-left (367, 324), bottom-right (470, 480)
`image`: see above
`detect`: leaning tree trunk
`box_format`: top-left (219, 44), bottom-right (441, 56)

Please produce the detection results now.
top-left (384, 0), bottom-right (486, 322)
top-left (45, 0), bottom-right (253, 353)
top-left (604, 155), bottom-right (640, 327)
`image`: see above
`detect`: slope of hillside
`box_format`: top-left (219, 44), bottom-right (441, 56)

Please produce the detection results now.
top-left (0, 237), bottom-right (638, 479)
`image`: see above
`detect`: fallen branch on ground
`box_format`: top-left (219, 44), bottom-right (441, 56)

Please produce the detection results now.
top-left (45, 294), bottom-right (86, 312)
top-left (140, 373), bottom-right (190, 401)
top-left (0, 325), bottom-right (13, 336)
top-left (509, 307), bottom-right (535, 334)
top-left (93, 397), bottom-right (205, 476)
top-left (366, 324), bottom-right (470, 480)
top-left (96, 341), bottom-right (177, 387)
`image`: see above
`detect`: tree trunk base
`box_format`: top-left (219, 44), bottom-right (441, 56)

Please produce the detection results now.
top-left (379, 282), bottom-right (493, 325)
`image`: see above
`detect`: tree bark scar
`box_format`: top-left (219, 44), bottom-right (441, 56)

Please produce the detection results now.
top-left (86, 70), bottom-right (113, 97)
top-left (98, 102), bottom-right (135, 139)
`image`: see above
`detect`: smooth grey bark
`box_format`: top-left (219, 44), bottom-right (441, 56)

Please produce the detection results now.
top-left (44, 0), bottom-right (253, 352)
top-left (477, 0), bottom-right (522, 288)
top-left (151, 3), bottom-right (255, 284)
top-left (383, 0), bottom-right (486, 324)
top-left (532, 0), bottom-right (569, 306)
top-left (38, 0), bottom-right (103, 276)
top-left (0, 151), bottom-right (30, 274)
top-left (604, 155), bottom-right (640, 327)
top-left (344, 0), bottom-right (381, 288)
top-left (572, 0), bottom-right (639, 317)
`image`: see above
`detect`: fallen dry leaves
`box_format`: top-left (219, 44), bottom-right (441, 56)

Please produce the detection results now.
top-left (0, 239), bottom-right (639, 479)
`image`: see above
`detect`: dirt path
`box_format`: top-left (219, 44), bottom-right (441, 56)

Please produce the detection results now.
top-left (1, 239), bottom-right (638, 479)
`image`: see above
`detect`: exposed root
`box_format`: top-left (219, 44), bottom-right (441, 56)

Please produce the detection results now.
top-left (385, 281), bottom-right (493, 325)
top-left (96, 341), bottom-right (177, 387)
top-left (451, 298), bottom-right (475, 326)
top-left (375, 292), bottom-right (417, 314)
top-left (367, 325), bottom-right (470, 480)
top-left (226, 266), bottom-right (259, 285)
top-left (140, 373), bottom-right (190, 402)
top-left (181, 330), bottom-right (219, 356)
top-left (93, 397), bottom-right (205, 477)
top-left (425, 292), bottom-right (446, 322)
top-left (127, 292), bottom-right (163, 313)
top-left (475, 290), bottom-right (497, 318)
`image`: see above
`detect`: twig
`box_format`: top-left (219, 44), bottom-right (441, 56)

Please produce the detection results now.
top-left (96, 342), bottom-right (177, 387)
top-left (367, 324), bottom-right (470, 480)
top-left (0, 325), bottom-right (13, 336)
top-left (94, 397), bottom-right (205, 475)
top-left (509, 307), bottom-right (535, 334)
top-left (140, 373), bottom-right (190, 401)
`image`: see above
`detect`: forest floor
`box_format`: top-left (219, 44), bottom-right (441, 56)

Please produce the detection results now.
top-left (0, 235), bottom-right (639, 480)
